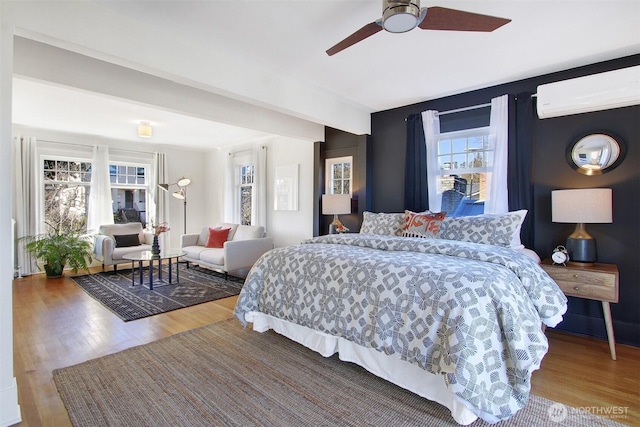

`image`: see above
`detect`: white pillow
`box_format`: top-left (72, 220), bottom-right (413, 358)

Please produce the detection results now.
top-left (436, 210), bottom-right (527, 249)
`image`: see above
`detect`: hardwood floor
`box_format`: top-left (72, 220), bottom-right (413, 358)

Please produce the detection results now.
top-left (12, 270), bottom-right (639, 426)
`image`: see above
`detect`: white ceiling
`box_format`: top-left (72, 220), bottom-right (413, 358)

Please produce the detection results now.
top-left (10, 0), bottom-right (640, 148)
top-left (12, 78), bottom-right (277, 149)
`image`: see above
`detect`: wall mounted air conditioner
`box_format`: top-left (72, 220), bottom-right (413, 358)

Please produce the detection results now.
top-left (536, 65), bottom-right (640, 119)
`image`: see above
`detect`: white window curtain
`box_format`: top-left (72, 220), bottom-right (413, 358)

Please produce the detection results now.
top-left (12, 136), bottom-right (38, 276)
top-left (86, 145), bottom-right (114, 234)
top-left (223, 150), bottom-right (236, 223)
top-left (254, 145), bottom-right (267, 229)
top-left (421, 110), bottom-right (442, 212)
top-left (152, 152), bottom-right (170, 248)
top-left (485, 94), bottom-right (509, 214)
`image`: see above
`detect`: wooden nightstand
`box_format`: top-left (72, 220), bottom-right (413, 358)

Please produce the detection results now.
top-left (540, 259), bottom-right (619, 360)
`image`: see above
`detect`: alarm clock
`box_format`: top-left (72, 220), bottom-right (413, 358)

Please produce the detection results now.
top-left (552, 245), bottom-right (570, 265)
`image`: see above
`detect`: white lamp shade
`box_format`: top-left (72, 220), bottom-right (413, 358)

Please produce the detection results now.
top-left (177, 177), bottom-right (191, 187)
top-left (552, 188), bottom-right (612, 223)
top-left (322, 194), bottom-right (351, 215)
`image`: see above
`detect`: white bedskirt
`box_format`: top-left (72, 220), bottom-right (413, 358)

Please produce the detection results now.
top-left (246, 311), bottom-right (478, 425)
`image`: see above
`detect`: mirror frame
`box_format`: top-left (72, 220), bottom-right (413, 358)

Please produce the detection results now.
top-left (566, 130), bottom-right (627, 176)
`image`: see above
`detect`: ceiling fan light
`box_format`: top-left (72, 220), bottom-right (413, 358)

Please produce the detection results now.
top-left (382, 2), bottom-right (420, 33)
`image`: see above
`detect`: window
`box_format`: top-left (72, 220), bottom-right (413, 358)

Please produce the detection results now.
top-left (110, 163), bottom-right (148, 226)
top-left (110, 164), bottom-right (146, 185)
top-left (41, 157), bottom-right (150, 234)
top-left (435, 127), bottom-right (492, 216)
top-left (226, 147), bottom-right (265, 226)
top-left (239, 164), bottom-right (254, 225)
top-left (42, 159), bottom-right (92, 234)
top-left (326, 156), bottom-right (352, 195)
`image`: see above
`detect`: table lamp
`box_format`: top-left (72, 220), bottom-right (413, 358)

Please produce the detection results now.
top-left (551, 188), bottom-right (612, 263)
top-left (322, 194), bottom-right (351, 234)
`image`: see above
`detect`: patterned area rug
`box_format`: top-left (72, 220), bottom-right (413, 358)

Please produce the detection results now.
top-left (53, 320), bottom-right (627, 427)
top-left (70, 265), bottom-right (244, 321)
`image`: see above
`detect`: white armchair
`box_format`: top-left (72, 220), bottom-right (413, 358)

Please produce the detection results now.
top-left (94, 222), bottom-right (154, 271)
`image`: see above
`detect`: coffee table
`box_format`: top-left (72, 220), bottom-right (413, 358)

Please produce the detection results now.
top-left (123, 250), bottom-right (186, 290)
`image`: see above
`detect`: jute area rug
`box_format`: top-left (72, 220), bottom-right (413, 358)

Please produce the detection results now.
top-left (53, 320), bottom-right (626, 427)
top-left (70, 265), bottom-right (244, 321)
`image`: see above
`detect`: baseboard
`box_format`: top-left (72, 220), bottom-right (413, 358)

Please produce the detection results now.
top-left (555, 312), bottom-right (640, 347)
top-left (0, 377), bottom-right (21, 427)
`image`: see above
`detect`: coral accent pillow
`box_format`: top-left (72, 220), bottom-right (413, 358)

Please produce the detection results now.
top-left (205, 227), bottom-right (231, 248)
top-left (402, 210), bottom-right (446, 238)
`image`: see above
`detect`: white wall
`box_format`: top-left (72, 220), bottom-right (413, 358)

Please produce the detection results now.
top-left (264, 137), bottom-right (316, 248)
top-left (204, 149), bottom-right (223, 227)
top-left (206, 137), bottom-right (315, 248)
top-left (162, 146), bottom-right (207, 246)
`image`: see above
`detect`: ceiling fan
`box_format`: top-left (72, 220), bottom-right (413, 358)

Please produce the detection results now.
top-left (326, 0), bottom-right (511, 56)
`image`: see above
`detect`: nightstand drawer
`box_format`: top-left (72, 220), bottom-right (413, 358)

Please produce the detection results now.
top-left (541, 263), bottom-right (618, 302)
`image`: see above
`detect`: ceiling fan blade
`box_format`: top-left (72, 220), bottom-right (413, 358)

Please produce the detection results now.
top-left (326, 21), bottom-right (383, 56)
top-left (419, 6), bottom-right (511, 32)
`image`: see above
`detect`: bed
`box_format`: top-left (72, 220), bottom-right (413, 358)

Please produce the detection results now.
top-left (234, 211), bottom-right (567, 424)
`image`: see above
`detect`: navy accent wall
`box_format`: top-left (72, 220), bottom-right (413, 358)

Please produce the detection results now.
top-left (319, 128), bottom-right (371, 235)
top-left (361, 55), bottom-right (639, 346)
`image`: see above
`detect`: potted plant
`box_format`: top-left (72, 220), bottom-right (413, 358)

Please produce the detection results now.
top-left (22, 232), bottom-right (93, 278)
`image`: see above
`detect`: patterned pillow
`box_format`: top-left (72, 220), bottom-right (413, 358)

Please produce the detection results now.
top-left (436, 210), bottom-right (527, 248)
top-left (402, 210), bottom-right (446, 238)
top-left (359, 212), bottom-right (405, 236)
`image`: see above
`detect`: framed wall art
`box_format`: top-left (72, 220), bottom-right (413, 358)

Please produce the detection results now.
top-left (274, 164), bottom-right (299, 211)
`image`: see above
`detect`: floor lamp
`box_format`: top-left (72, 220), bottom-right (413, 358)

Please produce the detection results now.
top-left (158, 177), bottom-right (191, 234)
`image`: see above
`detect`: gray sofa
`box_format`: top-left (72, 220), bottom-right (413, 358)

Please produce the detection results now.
top-left (180, 223), bottom-right (273, 279)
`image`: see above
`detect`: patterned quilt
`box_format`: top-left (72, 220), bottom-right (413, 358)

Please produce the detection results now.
top-left (234, 234), bottom-right (567, 423)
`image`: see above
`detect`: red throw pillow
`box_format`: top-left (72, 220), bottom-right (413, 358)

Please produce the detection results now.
top-left (402, 210), bottom-right (446, 238)
top-left (205, 227), bottom-right (231, 248)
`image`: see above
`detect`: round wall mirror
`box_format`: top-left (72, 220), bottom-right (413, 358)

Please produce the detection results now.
top-left (567, 131), bottom-right (626, 175)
